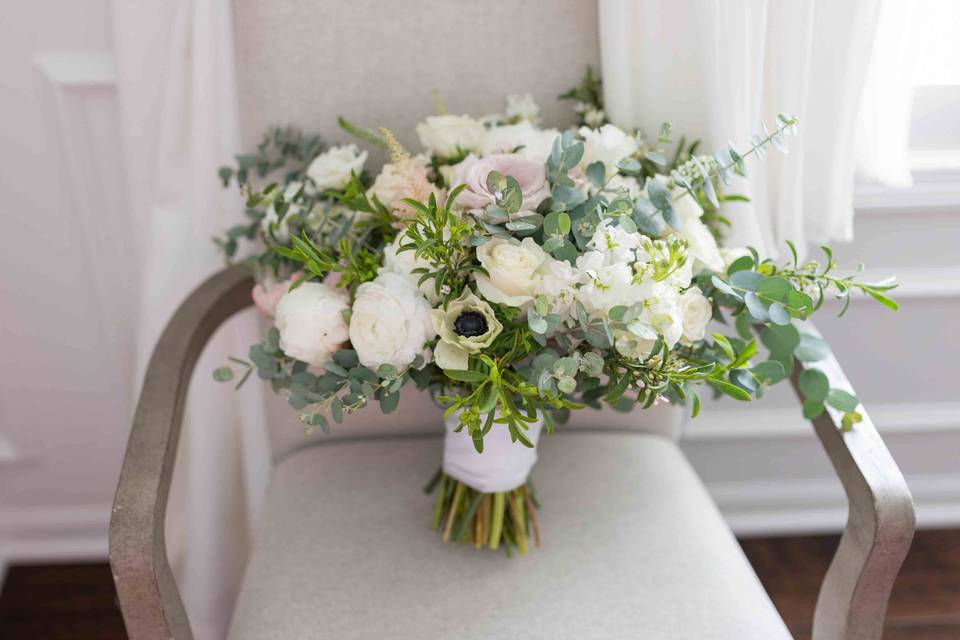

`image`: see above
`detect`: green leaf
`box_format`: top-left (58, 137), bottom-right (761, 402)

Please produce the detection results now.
top-left (444, 369), bottom-right (488, 383)
top-left (768, 302), bottom-right (790, 325)
top-left (752, 360), bottom-right (786, 385)
top-left (798, 368), bottom-right (830, 403)
top-left (827, 389), bottom-right (859, 412)
top-left (795, 334), bottom-right (830, 362)
top-left (866, 289), bottom-right (900, 311)
top-left (331, 397), bottom-right (344, 423)
top-left (707, 377), bottom-right (753, 401)
top-left (377, 363), bottom-right (399, 378)
top-left (379, 391), bottom-right (399, 413)
top-left (712, 334), bottom-right (736, 361)
top-left (727, 255), bottom-right (754, 274)
top-left (333, 349), bottom-right (359, 369)
top-left (760, 323), bottom-right (800, 356)
top-left (744, 292), bottom-right (769, 321)
top-left (213, 367), bottom-right (234, 382)
top-left (802, 400), bottom-right (825, 420)
top-left (586, 161), bottom-right (605, 187)
top-left (730, 270), bottom-right (763, 291)
top-left (323, 362), bottom-right (349, 377)
top-left (757, 276), bottom-right (792, 302)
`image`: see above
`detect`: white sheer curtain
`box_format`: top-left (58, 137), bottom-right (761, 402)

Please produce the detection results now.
top-left (111, 0), bottom-right (270, 637)
top-left (599, 0), bottom-right (883, 254)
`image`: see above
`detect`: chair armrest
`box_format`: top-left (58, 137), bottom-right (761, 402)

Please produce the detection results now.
top-left (109, 266), bottom-right (254, 640)
top-left (781, 326), bottom-right (916, 640)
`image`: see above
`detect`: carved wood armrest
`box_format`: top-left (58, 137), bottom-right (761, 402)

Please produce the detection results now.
top-left (781, 325), bottom-right (916, 640)
top-left (109, 266), bottom-right (254, 640)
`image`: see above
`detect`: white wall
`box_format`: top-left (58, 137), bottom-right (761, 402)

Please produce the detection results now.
top-left (0, 2), bottom-right (957, 564)
top-left (0, 0), bottom-right (136, 561)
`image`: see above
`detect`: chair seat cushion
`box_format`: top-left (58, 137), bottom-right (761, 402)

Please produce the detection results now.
top-left (228, 431), bottom-right (790, 639)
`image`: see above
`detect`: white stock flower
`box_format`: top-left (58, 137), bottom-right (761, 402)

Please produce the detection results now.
top-left (349, 272), bottom-right (435, 370)
top-left (586, 218), bottom-right (643, 265)
top-left (638, 286), bottom-right (684, 348)
top-left (479, 121), bottom-right (560, 164)
top-left (416, 114), bottom-right (485, 157)
top-left (306, 144), bottom-right (367, 191)
top-left (679, 287), bottom-right (712, 344)
top-left (274, 282), bottom-right (349, 367)
top-left (575, 252), bottom-right (640, 314)
top-left (380, 230), bottom-right (440, 304)
top-left (614, 331), bottom-right (656, 360)
top-left (505, 93), bottom-right (541, 123)
top-left (579, 124), bottom-right (636, 174)
top-left (535, 258), bottom-right (583, 319)
top-left (475, 237), bottom-right (546, 307)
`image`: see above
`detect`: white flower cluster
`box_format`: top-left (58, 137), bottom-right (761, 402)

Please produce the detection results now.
top-left (263, 94), bottom-right (719, 376)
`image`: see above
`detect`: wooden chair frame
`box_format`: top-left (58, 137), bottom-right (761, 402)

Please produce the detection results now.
top-left (109, 266), bottom-right (916, 639)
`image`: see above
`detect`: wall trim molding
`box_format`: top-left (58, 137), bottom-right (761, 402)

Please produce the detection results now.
top-left (685, 400), bottom-right (960, 441)
top-left (716, 472), bottom-right (960, 537)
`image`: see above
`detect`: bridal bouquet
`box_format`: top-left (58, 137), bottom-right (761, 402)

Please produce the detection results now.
top-left (214, 71), bottom-right (897, 555)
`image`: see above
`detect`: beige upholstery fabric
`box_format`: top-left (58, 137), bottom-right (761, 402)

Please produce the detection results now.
top-left (233, 0), bottom-right (600, 154)
top-left (229, 432), bottom-right (790, 639)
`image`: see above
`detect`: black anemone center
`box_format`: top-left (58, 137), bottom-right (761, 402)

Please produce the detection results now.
top-left (454, 311), bottom-right (488, 338)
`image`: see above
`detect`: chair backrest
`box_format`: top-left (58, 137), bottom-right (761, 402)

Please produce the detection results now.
top-left (234, 0), bottom-right (683, 457)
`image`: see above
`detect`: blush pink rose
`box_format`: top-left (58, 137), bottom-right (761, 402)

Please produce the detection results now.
top-left (252, 271), bottom-right (303, 317)
top-left (449, 153), bottom-right (550, 213)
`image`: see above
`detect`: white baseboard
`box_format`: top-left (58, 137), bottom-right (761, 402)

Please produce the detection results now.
top-left (0, 504), bottom-right (109, 563)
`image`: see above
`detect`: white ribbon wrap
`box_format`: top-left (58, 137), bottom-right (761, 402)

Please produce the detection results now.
top-left (442, 412), bottom-right (544, 493)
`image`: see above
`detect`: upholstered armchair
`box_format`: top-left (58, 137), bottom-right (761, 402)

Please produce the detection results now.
top-left (109, 2), bottom-right (915, 638)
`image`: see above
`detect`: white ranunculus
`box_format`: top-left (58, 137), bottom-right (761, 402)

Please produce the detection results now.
top-left (261, 181), bottom-right (306, 241)
top-left (349, 272), bottom-right (435, 370)
top-left (679, 287), bottom-right (712, 344)
top-left (475, 237), bottom-right (546, 307)
top-left (274, 282), bottom-right (349, 367)
top-left (416, 114), bottom-right (485, 158)
top-left (535, 258), bottom-right (583, 319)
top-left (380, 230), bottom-right (440, 304)
top-left (307, 144), bottom-right (367, 191)
top-left (505, 93), bottom-right (540, 123)
top-left (579, 123), bottom-right (637, 174)
top-left (479, 121), bottom-right (560, 165)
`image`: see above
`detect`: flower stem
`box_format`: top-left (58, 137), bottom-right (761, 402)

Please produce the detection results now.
top-left (443, 481), bottom-right (464, 542)
top-left (489, 492), bottom-right (506, 549)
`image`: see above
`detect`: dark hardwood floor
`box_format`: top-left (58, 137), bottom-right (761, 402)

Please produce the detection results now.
top-left (1, 529), bottom-right (958, 639)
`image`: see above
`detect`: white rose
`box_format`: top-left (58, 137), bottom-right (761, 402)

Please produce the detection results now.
top-left (261, 181), bottom-right (306, 241)
top-left (505, 93), bottom-right (541, 123)
top-left (679, 287), bottom-right (712, 344)
top-left (475, 237), bottom-right (546, 307)
top-left (307, 144), bottom-right (367, 191)
top-left (579, 123), bottom-right (636, 174)
top-left (349, 272), bottom-right (435, 370)
top-left (479, 121), bottom-right (560, 165)
top-left (416, 114), bottom-right (485, 158)
top-left (274, 282), bottom-right (349, 367)
top-left (380, 230), bottom-right (440, 304)
top-left (674, 194), bottom-right (724, 273)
